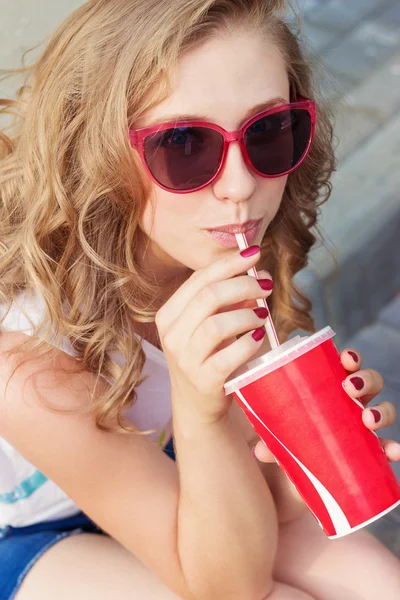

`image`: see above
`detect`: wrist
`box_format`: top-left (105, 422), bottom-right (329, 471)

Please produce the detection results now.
top-left (171, 387), bottom-right (233, 438)
top-left (172, 405), bottom-right (232, 442)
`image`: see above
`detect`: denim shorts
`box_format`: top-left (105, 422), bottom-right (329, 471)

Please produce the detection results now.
top-left (0, 438), bottom-right (176, 600)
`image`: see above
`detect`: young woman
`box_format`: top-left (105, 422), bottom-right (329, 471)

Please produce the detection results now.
top-left (0, 1), bottom-right (399, 599)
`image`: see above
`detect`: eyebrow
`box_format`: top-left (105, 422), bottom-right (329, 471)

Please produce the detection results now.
top-left (143, 96), bottom-right (289, 128)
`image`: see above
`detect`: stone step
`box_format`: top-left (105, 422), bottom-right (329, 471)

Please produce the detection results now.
top-left (332, 49), bottom-right (400, 162)
top-left (321, 1), bottom-right (400, 85)
top-left (295, 109), bottom-right (400, 346)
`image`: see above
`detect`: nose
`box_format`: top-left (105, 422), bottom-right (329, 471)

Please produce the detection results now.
top-left (212, 141), bottom-right (257, 202)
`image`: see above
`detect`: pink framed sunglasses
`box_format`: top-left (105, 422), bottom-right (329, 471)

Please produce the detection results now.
top-left (129, 97), bottom-right (316, 193)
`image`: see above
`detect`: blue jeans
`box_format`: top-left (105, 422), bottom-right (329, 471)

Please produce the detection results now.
top-left (0, 437), bottom-right (176, 600)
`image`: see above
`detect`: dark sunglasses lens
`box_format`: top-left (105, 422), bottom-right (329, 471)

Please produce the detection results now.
top-left (245, 109), bottom-right (312, 175)
top-left (143, 126), bottom-right (224, 191)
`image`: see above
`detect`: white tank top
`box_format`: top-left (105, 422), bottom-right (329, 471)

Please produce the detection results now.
top-left (0, 290), bottom-right (172, 528)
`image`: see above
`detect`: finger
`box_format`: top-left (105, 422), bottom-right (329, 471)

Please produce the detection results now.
top-left (190, 305), bottom-right (270, 365)
top-left (205, 326), bottom-right (269, 390)
top-left (183, 325), bottom-right (268, 395)
top-left (222, 270), bottom-right (272, 313)
top-left (362, 400), bottom-right (397, 430)
top-left (164, 271), bottom-right (273, 359)
top-left (343, 368), bottom-right (384, 405)
top-left (340, 348), bottom-right (363, 372)
top-left (379, 438), bottom-right (400, 463)
top-left (156, 245), bottom-right (262, 333)
top-left (252, 439), bottom-right (276, 463)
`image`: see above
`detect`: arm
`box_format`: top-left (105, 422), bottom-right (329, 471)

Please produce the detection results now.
top-left (173, 405), bottom-right (279, 600)
top-left (0, 332), bottom-right (277, 600)
top-left (228, 399), bottom-right (307, 525)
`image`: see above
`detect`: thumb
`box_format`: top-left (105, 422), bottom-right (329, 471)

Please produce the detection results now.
top-left (252, 438), bottom-right (276, 463)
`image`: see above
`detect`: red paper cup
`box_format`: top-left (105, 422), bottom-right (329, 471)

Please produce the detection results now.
top-left (224, 327), bottom-right (400, 538)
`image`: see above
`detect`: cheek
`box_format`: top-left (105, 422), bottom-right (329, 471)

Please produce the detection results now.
top-left (140, 187), bottom-right (187, 235)
top-left (276, 177), bottom-right (288, 206)
top-left (260, 175), bottom-right (288, 217)
top-left (138, 187), bottom-right (207, 271)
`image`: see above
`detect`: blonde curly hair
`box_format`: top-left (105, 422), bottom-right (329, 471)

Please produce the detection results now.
top-left (0, 0), bottom-right (335, 435)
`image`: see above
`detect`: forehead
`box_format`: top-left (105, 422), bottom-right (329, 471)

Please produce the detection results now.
top-left (141, 31), bottom-right (290, 129)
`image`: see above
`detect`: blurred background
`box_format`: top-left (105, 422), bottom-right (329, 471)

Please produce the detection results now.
top-left (0, 0), bottom-right (399, 554)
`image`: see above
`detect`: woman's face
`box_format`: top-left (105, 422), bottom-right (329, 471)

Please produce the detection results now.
top-left (136, 30), bottom-right (290, 278)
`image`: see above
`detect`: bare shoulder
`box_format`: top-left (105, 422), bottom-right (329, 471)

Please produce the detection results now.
top-left (0, 330), bottom-right (188, 598)
top-left (0, 329), bottom-right (109, 442)
top-left (0, 330), bottom-right (107, 415)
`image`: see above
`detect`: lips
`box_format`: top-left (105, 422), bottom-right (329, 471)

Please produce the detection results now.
top-left (206, 219), bottom-right (262, 234)
top-left (206, 219), bottom-right (263, 248)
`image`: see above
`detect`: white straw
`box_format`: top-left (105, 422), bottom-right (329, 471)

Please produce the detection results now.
top-left (235, 233), bottom-right (280, 349)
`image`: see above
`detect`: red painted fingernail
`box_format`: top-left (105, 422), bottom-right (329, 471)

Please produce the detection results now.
top-left (252, 327), bottom-right (266, 342)
top-left (240, 245), bottom-right (260, 258)
top-left (253, 307), bottom-right (269, 319)
top-left (371, 409), bottom-right (381, 423)
top-left (350, 376), bottom-right (364, 391)
top-left (257, 279), bottom-right (274, 291)
top-left (348, 351), bottom-right (358, 363)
